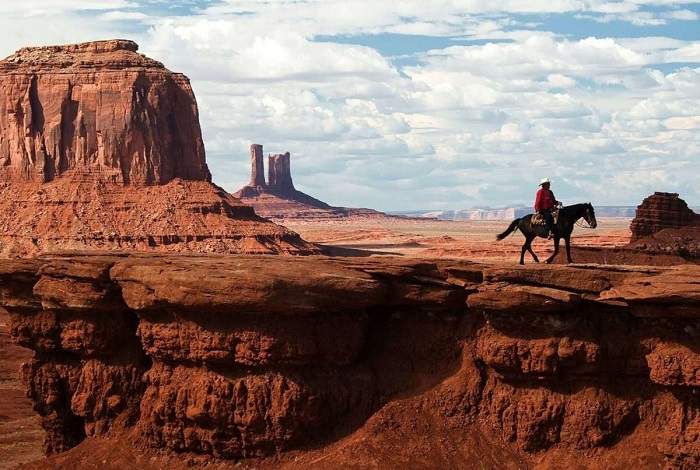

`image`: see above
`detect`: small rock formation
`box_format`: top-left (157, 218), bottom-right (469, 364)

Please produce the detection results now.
top-left (234, 143), bottom-right (388, 220)
top-left (630, 192), bottom-right (700, 241)
top-left (5, 254), bottom-right (700, 468)
top-left (0, 41), bottom-right (317, 256)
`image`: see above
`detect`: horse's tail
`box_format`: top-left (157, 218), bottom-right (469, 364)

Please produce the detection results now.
top-left (496, 218), bottom-right (521, 241)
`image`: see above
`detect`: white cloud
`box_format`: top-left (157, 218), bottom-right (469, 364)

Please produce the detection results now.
top-left (100, 11), bottom-right (149, 21)
top-left (483, 123), bottom-right (529, 144)
top-left (664, 116), bottom-right (700, 130)
top-left (0, 1), bottom-right (138, 16)
top-left (547, 74), bottom-right (577, 89)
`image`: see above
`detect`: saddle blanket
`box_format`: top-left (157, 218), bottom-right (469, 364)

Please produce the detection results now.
top-left (531, 209), bottom-right (559, 227)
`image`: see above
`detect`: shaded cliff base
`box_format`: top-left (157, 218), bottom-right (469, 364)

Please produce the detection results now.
top-left (5, 254), bottom-right (700, 469)
top-left (0, 309), bottom-right (42, 468)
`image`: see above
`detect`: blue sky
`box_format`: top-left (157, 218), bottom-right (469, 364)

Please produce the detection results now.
top-left (0, 0), bottom-right (699, 211)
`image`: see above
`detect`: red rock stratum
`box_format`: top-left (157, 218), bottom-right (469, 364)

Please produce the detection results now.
top-left (4, 253), bottom-right (700, 469)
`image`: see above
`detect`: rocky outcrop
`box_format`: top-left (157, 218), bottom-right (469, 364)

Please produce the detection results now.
top-left (234, 143), bottom-right (389, 220)
top-left (0, 39), bottom-right (210, 185)
top-left (630, 192), bottom-right (700, 241)
top-left (5, 254), bottom-right (700, 468)
top-left (0, 41), bottom-right (317, 256)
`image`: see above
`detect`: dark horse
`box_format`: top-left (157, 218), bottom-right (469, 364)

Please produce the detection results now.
top-left (496, 203), bottom-right (597, 264)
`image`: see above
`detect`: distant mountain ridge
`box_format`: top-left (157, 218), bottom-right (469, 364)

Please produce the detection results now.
top-left (395, 206), bottom-right (695, 221)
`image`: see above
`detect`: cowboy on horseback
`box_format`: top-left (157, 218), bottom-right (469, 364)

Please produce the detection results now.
top-left (535, 178), bottom-right (561, 238)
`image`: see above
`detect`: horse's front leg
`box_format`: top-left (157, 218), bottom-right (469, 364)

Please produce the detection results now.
top-left (565, 236), bottom-right (573, 263)
top-left (545, 236), bottom-right (560, 264)
top-left (521, 236), bottom-right (539, 264)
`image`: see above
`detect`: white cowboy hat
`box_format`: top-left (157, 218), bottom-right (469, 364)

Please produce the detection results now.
top-left (539, 178), bottom-right (552, 186)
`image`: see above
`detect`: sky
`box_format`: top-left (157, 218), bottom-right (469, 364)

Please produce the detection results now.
top-left (0, 1), bottom-right (699, 211)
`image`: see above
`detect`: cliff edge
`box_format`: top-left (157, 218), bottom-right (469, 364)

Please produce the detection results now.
top-left (4, 254), bottom-right (700, 469)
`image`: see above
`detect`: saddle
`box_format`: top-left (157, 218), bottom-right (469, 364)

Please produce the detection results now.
top-left (531, 207), bottom-right (559, 227)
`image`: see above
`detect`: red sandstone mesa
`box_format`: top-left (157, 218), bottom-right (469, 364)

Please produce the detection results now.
top-left (0, 40), bottom-right (316, 256)
top-left (0, 39), bottom-right (209, 185)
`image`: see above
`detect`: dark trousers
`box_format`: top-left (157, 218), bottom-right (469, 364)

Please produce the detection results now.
top-left (541, 210), bottom-right (553, 231)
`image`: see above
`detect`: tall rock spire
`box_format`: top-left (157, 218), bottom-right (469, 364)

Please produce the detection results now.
top-left (249, 144), bottom-right (266, 186)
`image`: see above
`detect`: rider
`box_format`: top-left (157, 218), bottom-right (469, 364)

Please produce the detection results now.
top-left (534, 178), bottom-right (561, 237)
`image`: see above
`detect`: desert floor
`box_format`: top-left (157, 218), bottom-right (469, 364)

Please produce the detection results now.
top-left (283, 216), bottom-right (633, 263)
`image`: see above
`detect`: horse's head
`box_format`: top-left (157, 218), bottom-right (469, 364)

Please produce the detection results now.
top-left (583, 203), bottom-right (597, 228)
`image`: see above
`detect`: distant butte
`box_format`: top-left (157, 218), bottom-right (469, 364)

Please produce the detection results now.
top-left (0, 40), bottom-right (317, 256)
top-left (234, 143), bottom-right (390, 220)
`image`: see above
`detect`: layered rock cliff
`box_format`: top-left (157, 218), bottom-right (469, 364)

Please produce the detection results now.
top-left (5, 254), bottom-right (700, 469)
top-left (0, 41), bottom-right (317, 256)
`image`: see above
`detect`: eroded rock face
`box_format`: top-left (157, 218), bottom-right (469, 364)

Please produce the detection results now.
top-left (5, 255), bottom-right (700, 468)
top-left (0, 39), bottom-right (210, 185)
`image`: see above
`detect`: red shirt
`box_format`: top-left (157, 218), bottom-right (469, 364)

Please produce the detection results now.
top-left (535, 188), bottom-right (556, 211)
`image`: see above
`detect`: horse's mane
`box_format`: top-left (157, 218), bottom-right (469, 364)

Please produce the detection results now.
top-left (559, 202), bottom-right (594, 221)
top-left (562, 202), bottom-right (592, 211)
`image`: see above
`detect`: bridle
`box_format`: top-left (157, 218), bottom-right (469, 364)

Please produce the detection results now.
top-left (575, 206), bottom-right (596, 229)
